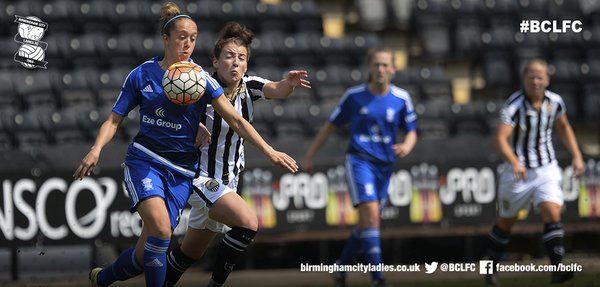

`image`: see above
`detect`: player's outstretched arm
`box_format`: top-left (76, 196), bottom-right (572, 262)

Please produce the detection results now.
top-left (73, 112), bottom-right (124, 180)
top-left (211, 95), bottom-right (298, 173)
top-left (263, 70), bottom-right (311, 99)
top-left (303, 122), bottom-right (336, 173)
top-left (554, 114), bottom-right (585, 177)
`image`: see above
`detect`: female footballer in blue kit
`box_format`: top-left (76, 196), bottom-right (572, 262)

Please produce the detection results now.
top-left (163, 22), bottom-right (310, 287)
top-left (303, 47), bottom-right (418, 287)
top-left (73, 3), bottom-right (298, 287)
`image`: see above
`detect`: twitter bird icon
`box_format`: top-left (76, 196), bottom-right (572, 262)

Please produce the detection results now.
top-left (425, 262), bottom-right (438, 274)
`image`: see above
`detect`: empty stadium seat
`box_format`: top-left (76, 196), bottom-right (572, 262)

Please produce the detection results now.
top-left (355, 0), bottom-right (387, 31)
top-left (452, 0), bottom-right (484, 16)
top-left (41, 0), bottom-right (79, 35)
top-left (454, 18), bottom-right (483, 58)
top-left (13, 71), bottom-right (58, 109)
top-left (47, 108), bottom-right (87, 144)
top-left (101, 33), bottom-right (141, 69)
top-left (418, 18), bottom-right (451, 60)
top-left (548, 58), bottom-right (581, 84)
top-left (549, 84), bottom-right (580, 119)
top-left (518, 0), bottom-right (549, 17)
top-left (0, 39), bottom-right (20, 70)
top-left (0, 71), bottom-right (18, 110)
top-left (483, 52), bottom-right (516, 92)
top-left (77, 0), bottom-right (116, 34)
top-left (55, 69), bottom-right (96, 108)
top-left (418, 66), bottom-right (452, 102)
top-left (582, 83), bottom-right (600, 122)
top-left (389, 0), bottom-right (413, 30)
top-left (91, 68), bottom-right (131, 106)
top-left (12, 108), bottom-right (52, 149)
top-left (110, 0), bottom-right (154, 35)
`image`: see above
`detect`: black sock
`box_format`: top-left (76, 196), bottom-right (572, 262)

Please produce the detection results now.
top-left (165, 246), bottom-right (197, 287)
top-left (543, 222), bottom-right (565, 266)
top-left (484, 224), bottom-right (510, 261)
top-left (211, 227), bottom-right (256, 284)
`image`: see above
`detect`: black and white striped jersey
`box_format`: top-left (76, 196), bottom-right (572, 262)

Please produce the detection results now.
top-left (500, 90), bottom-right (566, 169)
top-left (198, 74), bottom-right (271, 184)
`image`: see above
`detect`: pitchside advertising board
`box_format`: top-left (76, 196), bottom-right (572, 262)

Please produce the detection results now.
top-left (0, 159), bottom-right (599, 245)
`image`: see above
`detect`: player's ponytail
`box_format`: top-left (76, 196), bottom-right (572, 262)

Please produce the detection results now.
top-left (213, 22), bottom-right (254, 59)
top-left (159, 2), bottom-right (191, 35)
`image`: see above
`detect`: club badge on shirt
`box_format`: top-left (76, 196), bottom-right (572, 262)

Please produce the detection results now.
top-left (205, 179), bottom-right (220, 192)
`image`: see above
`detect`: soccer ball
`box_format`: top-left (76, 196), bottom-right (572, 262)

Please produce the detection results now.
top-left (162, 61), bottom-right (206, 105)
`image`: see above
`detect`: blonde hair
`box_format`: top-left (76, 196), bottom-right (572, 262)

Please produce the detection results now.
top-left (159, 2), bottom-right (183, 35)
top-left (366, 47), bottom-right (395, 82)
top-left (367, 47), bottom-right (395, 66)
top-left (523, 58), bottom-right (549, 76)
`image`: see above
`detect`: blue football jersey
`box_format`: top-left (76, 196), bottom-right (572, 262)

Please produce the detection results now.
top-left (112, 57), bottom-right (224, 173)
top-left (329, 84), bottom-right (417, 164)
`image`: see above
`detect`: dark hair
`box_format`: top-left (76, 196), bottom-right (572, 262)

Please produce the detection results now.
top-left (159, 2), bottom-right (190, 35)
top-left (213, 22), bottom-right (254, 59)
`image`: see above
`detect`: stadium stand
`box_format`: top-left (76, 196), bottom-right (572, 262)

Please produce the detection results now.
top-left (0, 0), bottom-right (595, 160)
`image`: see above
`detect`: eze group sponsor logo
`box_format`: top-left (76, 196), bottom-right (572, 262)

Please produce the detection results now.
top-left (155, 107), bottom-right (166, 117)
top-left (14, 15), bottom-right (48, 69)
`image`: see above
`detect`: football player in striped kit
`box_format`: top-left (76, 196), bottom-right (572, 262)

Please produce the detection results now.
top-left (303, 47), bottom-right (418, 287)
top-left (482, 59), bottom-right (585, 285)
top-left (164, 22), bottom-right (310, 287)
top-left (75, 3), bottom-right (298, 286)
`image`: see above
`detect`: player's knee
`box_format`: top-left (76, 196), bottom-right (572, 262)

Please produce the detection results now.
top-left (148, 224), bottom-right (172, 239)
top-left (496, 218), bottom-right (516, 233)
top-left (237, 215), bottom-right (258, 232)
top-left (544, 222), bottom-right (562, 233)
top-left (226, 226), bottom-right (257, 248)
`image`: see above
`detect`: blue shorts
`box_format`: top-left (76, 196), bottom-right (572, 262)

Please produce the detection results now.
top-left (345, 154), bottom-right (393, 208)
top-left (122, 158), bottom-right (192, 230)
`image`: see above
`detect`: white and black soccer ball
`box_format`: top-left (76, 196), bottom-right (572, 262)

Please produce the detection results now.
top-left (162, 62), bottom-right (207, 105)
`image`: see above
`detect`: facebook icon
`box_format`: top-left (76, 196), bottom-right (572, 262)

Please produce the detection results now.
top-left (479, 260), bottom-right (494, 275)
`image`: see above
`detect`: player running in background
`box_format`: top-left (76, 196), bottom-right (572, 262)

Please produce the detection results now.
top-left (163, 22), bottom-right (310, 287)
top-left (303, 47), bottom-right (417, 287)
top-left (482, 59), bottom-right (585, 285)
top-left (74, 3), bottom-right (298, 287)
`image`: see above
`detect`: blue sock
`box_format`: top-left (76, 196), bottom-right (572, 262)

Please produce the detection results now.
top-left (338, 228), bottom-right (361, 266)
top-left (97, 247), bottom-right (143, 286)
top-left (144, 236), bottom-right (170, 287)
top-left (359, 228), bottom-right (383, 282)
